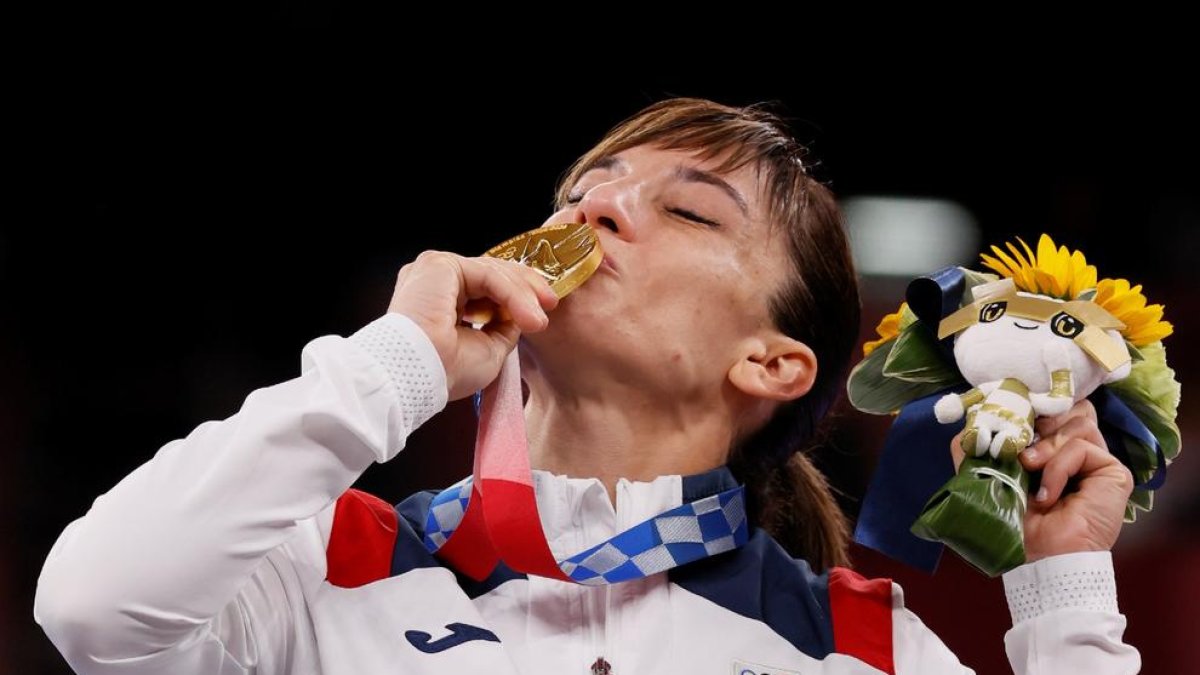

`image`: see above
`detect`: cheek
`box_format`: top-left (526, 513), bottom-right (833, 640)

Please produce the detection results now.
top-left (539, 209), bottom-right (573, 228)
top-left (613, 266), bottom-right (752, 370)
top-left (641, 261), bottom-right (758, 329)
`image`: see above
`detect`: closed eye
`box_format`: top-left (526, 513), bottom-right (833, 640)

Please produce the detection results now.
top-left (563, 193), bottom-right (721, 228)
top-left (669, 207), bottom-right (721, 228)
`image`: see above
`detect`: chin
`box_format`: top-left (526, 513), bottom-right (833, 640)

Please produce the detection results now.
top-left (526, 301), bottom-right (592, 348)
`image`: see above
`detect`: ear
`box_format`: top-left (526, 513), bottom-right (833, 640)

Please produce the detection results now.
top-left (727, 333), bottom-right (818, 402)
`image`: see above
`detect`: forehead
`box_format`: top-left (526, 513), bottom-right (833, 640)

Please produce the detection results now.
top-left (609, 143), bottom-right (761, 178)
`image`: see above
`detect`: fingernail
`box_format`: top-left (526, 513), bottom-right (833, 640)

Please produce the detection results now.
top-left (1022, 447), bottom-right (1039, 462)
top-left (1036, 487), bottom-right (1048, 502)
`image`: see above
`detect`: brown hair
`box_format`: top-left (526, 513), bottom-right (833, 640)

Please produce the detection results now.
top-left (554, 97), bottom-right (861, 571)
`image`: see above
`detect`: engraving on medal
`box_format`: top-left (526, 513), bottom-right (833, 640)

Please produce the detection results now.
top-left (483, 223), bottom-right (603, 298)
top-left (463, 223), bottom-right (604, 326)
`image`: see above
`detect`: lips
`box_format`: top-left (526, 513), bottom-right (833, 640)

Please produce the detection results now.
top-left (599, 252), bottom-right (618, 274)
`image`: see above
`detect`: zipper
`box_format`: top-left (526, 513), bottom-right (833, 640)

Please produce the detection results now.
top-left (581, 481), bottom-right (614, 674)
top-left (585, 584), bottom-right (606, 674)
top-left (583, 561), bottom-right (614, 673)
top-left (596, 482), bottom-right (623, 673)
top-left (600, 581), bottom-right (614, 674)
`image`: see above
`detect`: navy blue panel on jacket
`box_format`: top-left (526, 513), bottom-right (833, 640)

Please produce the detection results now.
top-left (670, 467), bottom-right (835, 661)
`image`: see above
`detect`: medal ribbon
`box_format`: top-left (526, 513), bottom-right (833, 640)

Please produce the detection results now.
top-left (423, 350), bottom-right (749, 585)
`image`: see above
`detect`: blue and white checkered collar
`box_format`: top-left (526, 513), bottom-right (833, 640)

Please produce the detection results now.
top-left (423, 464), bottom-right (748, 584)
top-left (528, 464), bottom-right (740, 562)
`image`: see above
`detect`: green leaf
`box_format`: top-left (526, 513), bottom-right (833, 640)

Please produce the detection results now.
top-left (961, 268), bottom-right (1000, 297)
top-left (1130, 487), bottom-right (1153, 512)
top-left (911, 455), bottom-right (1030, 577)
top-left (1108, 341), bottom-right (1182, 462)
top-left (1126, 341), bottom-right (1145, 362)
top-left (883, 322), bottom-right (962, 385)
top-left (847, 337), bottom-right (959, 414)
top-left (1121, 434), bottom-right (1159, 483)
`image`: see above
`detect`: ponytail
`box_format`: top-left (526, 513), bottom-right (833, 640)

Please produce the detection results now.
top-left (728, 411), bottom-right (851, 572)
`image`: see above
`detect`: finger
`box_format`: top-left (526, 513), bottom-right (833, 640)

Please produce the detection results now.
top-left (461, 298), bottom-right (511, 326)
top-left (454, 317), bottom-right (522, 381)
top-left (1021, 414), bottom-right (1108, 471)
top-left (1035, 398), bottom-right (1098, 438)
top-left (462, 258), bottom-right (551, 326)
top-left (479, 318), bottom-right (522, 363)
top-left (480, 312), bottom-right (521, 338)
top-left (1033, 437), bottom-right (1119, 507)
top-left (458, 258), bottom-right (548, 332)
top-left (491, 258), bottom-right (559, 311)
top-left (396, 250), bottom-right (446, 291)
top-left (474, 257), bottom-right (555, 313)
top-left (475, 257), bottom-right (557, 325)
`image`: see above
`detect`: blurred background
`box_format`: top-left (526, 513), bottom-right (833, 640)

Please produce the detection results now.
top-left (5, 9), bottom-right (1197, 673)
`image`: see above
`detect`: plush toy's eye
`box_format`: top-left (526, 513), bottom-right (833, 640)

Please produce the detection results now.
top-left (1050, 311), bottom-right (1084, 338)
top-left (979, 301), bottom-right (1007, 323)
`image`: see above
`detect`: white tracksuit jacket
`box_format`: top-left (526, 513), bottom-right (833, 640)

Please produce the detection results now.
top-left (34, 311), bottom-right (1142, 674)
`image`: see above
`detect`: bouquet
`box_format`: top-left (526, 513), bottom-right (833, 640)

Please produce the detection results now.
top-left (848, 234), bottom-right (1180, 576)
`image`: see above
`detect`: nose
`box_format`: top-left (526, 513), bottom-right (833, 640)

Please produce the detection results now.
top-left (569, 180), bottom-right (635, 241)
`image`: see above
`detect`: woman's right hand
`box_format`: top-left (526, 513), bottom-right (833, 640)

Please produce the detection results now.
top-left (387, 251), bottom-right (559, 401)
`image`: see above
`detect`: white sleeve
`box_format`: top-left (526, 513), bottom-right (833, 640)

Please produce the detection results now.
top-left (33, 312), bottom-right (449, 674)
top-left (893, 550), bottom-right (1140, 674)
top-left (1001, 550), bottom-right (1141, 674)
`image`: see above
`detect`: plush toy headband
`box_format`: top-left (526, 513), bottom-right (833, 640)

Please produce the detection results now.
top-left (936, 278), bottom-right (1131, 372)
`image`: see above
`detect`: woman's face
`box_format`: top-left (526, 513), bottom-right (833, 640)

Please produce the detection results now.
top-left (522, 143), bottom-right (794, 401)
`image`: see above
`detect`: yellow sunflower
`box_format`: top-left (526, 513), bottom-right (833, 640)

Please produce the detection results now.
top-left (863, 301), bottom-right (911, 357)
top-left (979, 233), bottom-right (1097, 300)
top-left (1094, 279), bottom-right (1174, 346)
top-left (979, 233), bottom-right (1173, 347)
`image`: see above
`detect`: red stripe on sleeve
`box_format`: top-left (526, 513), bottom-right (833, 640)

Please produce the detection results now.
top-left (828, 566), bottom-right (895, 675)
top-left (325, 488), bottom-right (399, 588)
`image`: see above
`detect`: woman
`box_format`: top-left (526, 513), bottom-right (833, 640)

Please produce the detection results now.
top-left (34, 98), bottom-right (1139, 674)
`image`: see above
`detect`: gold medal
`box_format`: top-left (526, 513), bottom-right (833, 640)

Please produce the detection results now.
top-left (465, 223), bottom-right (603, 324)
top-left (485, 223), bottom-right (603, 297)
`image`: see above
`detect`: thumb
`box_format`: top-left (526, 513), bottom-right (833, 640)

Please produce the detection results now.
top-left (481, 320), bottom-right (522, 367)
top-left (448, 320), bottom-right (522, 400)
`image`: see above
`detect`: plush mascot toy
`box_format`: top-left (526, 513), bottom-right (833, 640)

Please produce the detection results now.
top-left (848, 234), bottom-right (1180, 577)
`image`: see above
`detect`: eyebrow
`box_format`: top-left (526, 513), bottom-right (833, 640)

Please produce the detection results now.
top-left (672, 165), bottom-right (749, 217)
top-left (575, 155), bottom-right (750, 218)
top-left (577, 155), bottom-right (627, 177)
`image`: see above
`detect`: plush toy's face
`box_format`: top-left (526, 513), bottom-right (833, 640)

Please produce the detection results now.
top-left (952, 292), bottom-right (1129, 398)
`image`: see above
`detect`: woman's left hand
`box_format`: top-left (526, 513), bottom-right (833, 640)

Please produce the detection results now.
top-left (951, 399), bottom-right (1135, 562)
top-left (1019, 399), bottom-right (1135, 561)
